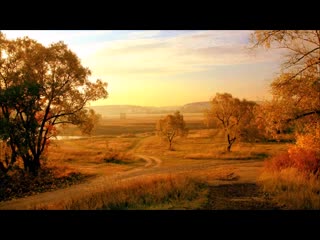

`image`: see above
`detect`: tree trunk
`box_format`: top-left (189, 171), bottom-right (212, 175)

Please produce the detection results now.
top-left (0, 162), bottom-right (8, 174)
top-left (227, 134), bottom-right (235, 152)
top-left (23, 156), bottom-right (30, 172)
top-left (23, 155), bottom-right (40, 176)
top-left (29, 156), bottom-right (40, 176)
top-left (227, 144), bottom-right (231, 152)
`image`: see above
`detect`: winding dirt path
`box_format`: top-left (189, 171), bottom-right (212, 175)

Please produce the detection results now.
top-left (137, 154), bottom-right (161, 168)
top-left (0, 155), bottom-right (163, 210)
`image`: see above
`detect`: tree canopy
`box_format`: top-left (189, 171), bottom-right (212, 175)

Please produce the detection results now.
top-left (250, 30), bottom-right (320, 122)
top-left (0, 32), bottom-right (108, 175)
top-left (250, 30), bottom-right (320, 139)
top-left (205, 93), bottom-right (256, 152)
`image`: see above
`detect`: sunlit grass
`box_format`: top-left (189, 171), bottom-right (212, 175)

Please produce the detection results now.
top-left (46, 136), bottom-right (145, 176)
top-left (45, 174), bottom-right (207, 210)
top-left (258, 168), bottom-right (320, 209)
top-left (33, 167), bottom-right (239, 210)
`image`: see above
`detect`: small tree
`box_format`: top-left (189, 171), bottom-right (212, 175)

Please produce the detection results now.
top-left (206, 93), bottom-right (256, 152)
top-left (156, 111), bottom-right (187, 150)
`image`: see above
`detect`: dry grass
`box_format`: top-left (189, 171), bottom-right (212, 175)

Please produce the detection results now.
top-left (33, 167), bottom-right (239, 210)
top-left (186, 129), bottom-right (221, 139)
top-left (184, 151), bottom-right (269, 161)
top-left (258, 168), bottom-right (320, 209)
top-left (53, 174), bottom-right (208, 210)
top-left (6, 113), bottom-right (291, 209)
top-left (182, 167), bottom-right (240, 182)
top-left (103, 149), bottom-right (142, 165)
top-left (258, 142), bottom-right (320, 209)
top-left (119, 133), bottom-right (137, 138)
top-left (46, 136), bottom-right (145, 176)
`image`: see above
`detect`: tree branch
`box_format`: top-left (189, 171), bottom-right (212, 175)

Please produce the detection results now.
top-left (285, 110), bottom-right (320, 123)
top-left (290, 47), bottom-right (320, 65)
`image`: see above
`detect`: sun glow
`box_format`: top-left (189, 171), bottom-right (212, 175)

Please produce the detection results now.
top-left (1, 30), bottom-right (284, 106)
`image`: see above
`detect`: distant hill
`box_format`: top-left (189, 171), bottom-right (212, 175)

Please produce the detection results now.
top-left (89, 104), bottom-right (181, 116)
top-left (89, 100), bottom-right (263, 117)
top-left (180, 101), bottom-right (211, 113)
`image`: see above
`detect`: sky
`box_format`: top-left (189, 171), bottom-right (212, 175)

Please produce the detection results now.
top-left (1, 30), bottom-right (285, 107)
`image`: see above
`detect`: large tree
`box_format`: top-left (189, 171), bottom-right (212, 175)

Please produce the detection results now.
top-left (156, 111), bottom-right (188, 150)
top-left (250, 31), bottom-right (320, 125)
top-left (205, 93), bottom-right (256, 152)
top-left (0, 32), bottom-right (108, 175)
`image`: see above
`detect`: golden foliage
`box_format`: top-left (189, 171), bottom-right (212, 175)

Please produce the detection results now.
top-left (206, 93), bottom-right (257, 151)
top-left (156, 111), bottom-right (188, 150)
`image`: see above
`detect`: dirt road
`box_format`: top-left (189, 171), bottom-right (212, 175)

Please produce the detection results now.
top-left (0, 154), bottom-right (163, 210)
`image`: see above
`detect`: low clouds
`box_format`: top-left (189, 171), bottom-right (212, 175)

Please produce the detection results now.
top-left (2, 30), bottom-right (283, 77)
top-left (84, 30), bottom-right (283, 78)
top-left (0, 30), bottom-right (284, 105)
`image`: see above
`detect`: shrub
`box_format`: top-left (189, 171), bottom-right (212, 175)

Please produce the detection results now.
top-left (0, 166), bottom-right (87, 202)
top-left (103, 148), bottom-right (133, 164)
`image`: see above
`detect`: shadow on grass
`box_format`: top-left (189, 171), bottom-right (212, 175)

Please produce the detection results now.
top-left (222, 153), bottom-right (269, 160)
top-left (104, 159), bottom-right (131, 165)
top-left (186, 152), bottom-right (269, 161)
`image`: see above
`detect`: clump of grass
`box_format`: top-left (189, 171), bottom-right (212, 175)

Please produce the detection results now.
top-left (57, 174), bottom-right (208, 210)
top-left (258, 168), bottom-right (320, 209)
top-left (103, 149), bottom-right (138, 164)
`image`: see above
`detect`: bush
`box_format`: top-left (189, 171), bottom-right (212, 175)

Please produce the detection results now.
top-left (264, 128), bottom-right (320, 176)
top-left (264, 147), bottom-right (320, 176)
top-left (103, 149), bottom-right (133, 164)
top-left (264, 152), bottom-right (293, 172)
top-left (289, 147), bottom-right (320, 175)
top-left (259, 127), bottom-right (320, 209)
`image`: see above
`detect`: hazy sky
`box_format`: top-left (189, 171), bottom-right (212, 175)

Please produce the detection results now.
top-left (2, 30), bottom-right (285, 106)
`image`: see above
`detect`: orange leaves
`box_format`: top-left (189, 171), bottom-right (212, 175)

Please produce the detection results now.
top-left (264, 152), bottom-right (293, 172)
top-left (295, 124), bottom-right (320, 151)
top-left (265, 147), bottom-right (320, 176)
top-left (289, 147), bottom-right (319, 175)
top-left (265, 121), bottom-right (320, 177)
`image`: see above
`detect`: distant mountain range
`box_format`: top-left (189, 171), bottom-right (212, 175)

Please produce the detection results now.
top-left (89, 101), bottom-right (211, 116)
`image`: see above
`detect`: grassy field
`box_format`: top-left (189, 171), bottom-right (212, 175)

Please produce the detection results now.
top-left (0, 113), bottom-right (289, 209)
top-left (53, 113), bottom-right (288, 177)
top-left (57, 113), bottom-right (206, 136)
